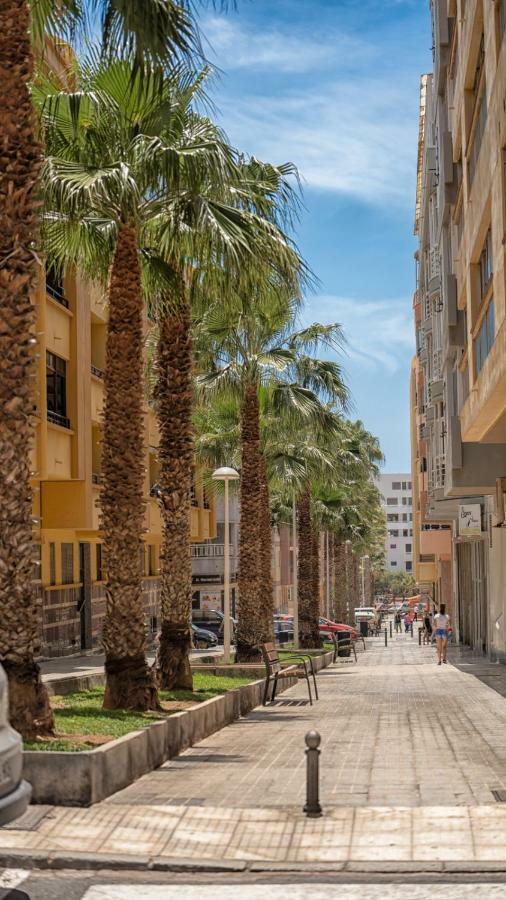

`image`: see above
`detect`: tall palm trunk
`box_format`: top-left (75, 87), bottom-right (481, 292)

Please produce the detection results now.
top-left (258, 451), bottom-right (275, 642)
top-left (101, 224), bottom-right (158, 710)
top-left (155, 290), bottom-right (193, 690)
top-left (310, 521), bottom-right (322, 645)
top-left (333, 539), bottom-right (347, 623)
top-left (297, 488), bottom-right (319, 648)
top-left (237, 380), bottom-right (264, 662)
top-left (328, 532), bottom-right (336, 617)
top-left (0, 0), bottom-right (54, 738)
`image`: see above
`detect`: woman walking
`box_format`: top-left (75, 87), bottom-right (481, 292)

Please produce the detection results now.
top-left (433, 604), bottom-right (450, 665)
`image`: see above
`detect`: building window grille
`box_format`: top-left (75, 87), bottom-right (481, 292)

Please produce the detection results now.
top-left (49, 542), bottom-right (56, 586)
top-left (386, 497), bottom-right (397, 505)
top-left (406, 544), bottom-right (412, 553)
top-left (46, 351), bottom-right (70, 429)
top-left (474, 299), bottom-right (495, 376)
top-left (392, 482), bottom-right (401, 490)
top-left (479, 229), bottom-right (493, 301)
top-left (96, 544), bottom-right (103, 581)
top-left (61, 543), bottom-right (74, 584)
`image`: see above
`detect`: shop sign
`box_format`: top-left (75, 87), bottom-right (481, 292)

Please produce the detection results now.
top-left (193, 574), bottom-right (222, 585)
top-left (458, 504), bottom-right (482, 536)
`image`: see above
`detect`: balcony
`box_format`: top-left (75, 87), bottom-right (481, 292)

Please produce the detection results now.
top-left (91, 364), bottom-right (104, 379)
top-left (191, 543), bottom-right (224, 558)
top-left (46, 275), bottom-right (69, 310)
top-left (92, 472), bottom-right (102, 486)
top-left (47, 410), bottom-right (70, 429)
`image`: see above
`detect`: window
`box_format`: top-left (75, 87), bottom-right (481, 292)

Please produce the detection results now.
top-left (479, 229), bottom-right (493, 301)
top-left (402, 514), bottom-right (408, 522)
top-left (386, 497), bottom-right (397, 505)
top-left (402, 481), bottom-right (407, 490)
top-left (406, 562), bottom-right (413, 572)
top-left (148, 545), bottom-right (156, 576)
top-left (468, 35), bottom-right (487, 187)
top-left (409, 513), bottom-right (413, 521)
top-left (392, 481), bottom-right (401, 490)
top-left (390, 530), bottom-right (399, 537)
top-left (387, 514), bottom-right (399, 523)
top-left (474, 300), bottom-right (495, 376)
top-left (49, 542), bottom-right (56, 586)
top-left (390, 544), bottom-right (397, 550)
top-left (403, 529), bottom-right (409, 537)
top-left (408, 481), bottom-right (412, 489)
top-left (410, 529), bottom-right (413, 536)
top-left (96, 544), bottom-right (103, 581)
top-left (46, 351), bottom-right (69, 428)
top-left (406, 544), bottom-right (412, 553)
top-left (61, 543), bottom-right (74, 584)
top-left (390, 561), bottom-right (397, 567)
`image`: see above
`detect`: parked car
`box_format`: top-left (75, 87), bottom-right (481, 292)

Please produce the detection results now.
top-left (191, 624), bottom-right (218, 650)
top-left (0, 664), bottom-right (31, 826)
top-left (191, 609), bottom-right (237, 641)
top-left (319, 617), bottom-right (358, 638)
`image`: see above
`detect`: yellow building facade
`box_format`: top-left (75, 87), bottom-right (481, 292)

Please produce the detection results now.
top-left (33, 271), bottom-right (215, 656)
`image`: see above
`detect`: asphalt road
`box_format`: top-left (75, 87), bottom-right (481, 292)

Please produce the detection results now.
top-left (6, 869), bottom-right (506, 900)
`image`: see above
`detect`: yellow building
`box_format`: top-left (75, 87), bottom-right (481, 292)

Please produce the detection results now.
top-left (33, 270), bottom-right (215, 656)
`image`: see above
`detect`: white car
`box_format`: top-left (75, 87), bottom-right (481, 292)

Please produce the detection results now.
top-left (354, 607), bottom-right (376, 621)
top-left (0, 664), bottom-right (31, 825)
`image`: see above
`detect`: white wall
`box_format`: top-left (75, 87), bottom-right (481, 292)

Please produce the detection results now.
top-left (375, 473), bottom-right (414, 574)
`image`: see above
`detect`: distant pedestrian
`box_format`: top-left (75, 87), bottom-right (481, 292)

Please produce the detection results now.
top-left (423, 611), bottom-right (432, 645)
top-left (394, 611), bottom-right (401, 633)
top-left (433, 603), bottom-right (450, 665)
top-left (403, 613), bottom-right (411, 633)
top-left (414, 610), bottom-right (418, 622)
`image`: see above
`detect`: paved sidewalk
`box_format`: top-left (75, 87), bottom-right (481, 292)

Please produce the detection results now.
top-left (6, 630), bottom-right (506, 866)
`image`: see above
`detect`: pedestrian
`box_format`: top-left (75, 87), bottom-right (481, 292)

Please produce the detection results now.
top-left (433, 603), bottom-right (450, 665)
top-left (403, 613), bottom-right (411, 633)
top-left (423, 610), bottom-right (432, 645)
top-left (394, 611), bottom-right (401, 633)
top-left (414, 610), bottom-right (418, 622)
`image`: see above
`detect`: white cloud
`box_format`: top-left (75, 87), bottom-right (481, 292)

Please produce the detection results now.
top-left (203, 16), bottom-right (371, 74)
top-left (304, 294), bottom-right (415, 375)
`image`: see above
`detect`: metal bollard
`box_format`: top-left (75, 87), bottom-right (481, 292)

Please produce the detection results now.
top-left (384, 627), bottom-right (388, 647)
top-left (418, 627), bottom-right (422, 646)
top-left (411, 622), bottom-right (414, 638)
top-left (389, 621), bottom-right (392, 638)
top-left (304, 731), bottom-right (322, 817)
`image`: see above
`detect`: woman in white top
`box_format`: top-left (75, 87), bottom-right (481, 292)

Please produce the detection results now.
top-left (433, 603), bottom-right (450, 665)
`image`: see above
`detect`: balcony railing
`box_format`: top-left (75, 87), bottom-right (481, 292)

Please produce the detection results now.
top-left (47, 409), bottom-right (70, 429)
top-left (46, 280), bottom-right (69, 310)
top-left (191, 543), bottom-right (225, 558)
top-left (92, 472), bottom-right (102, 485)
top-left (91, 364), bottom-right (104, 379)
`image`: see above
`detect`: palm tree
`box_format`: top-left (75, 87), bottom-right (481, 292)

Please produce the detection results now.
top-left (0, 0), bottom-right (203, 735)
top-left (145, 144), bottom-right (303, 688)
top-left (38, 56), bottom-right (238, 708)
top-left (196, 297), bottom-right (347, 659)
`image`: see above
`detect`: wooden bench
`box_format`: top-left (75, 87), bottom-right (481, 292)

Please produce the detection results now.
top-left (326, 631), bottom-right (357, 664)
top-left (260, 643), bottom-right (318, 706)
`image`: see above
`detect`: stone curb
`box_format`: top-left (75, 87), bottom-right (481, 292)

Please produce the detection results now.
top-left (2, 849), bottom-right (506, 875)
top-left (24, 649), bottom-right (335, 806)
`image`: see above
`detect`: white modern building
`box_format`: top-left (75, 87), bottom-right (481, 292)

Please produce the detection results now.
top-left (375, 474), bottom-right (414, 574)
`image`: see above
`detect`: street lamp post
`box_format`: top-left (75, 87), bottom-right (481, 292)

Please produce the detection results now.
top-left (212, 466), bottom-right (239, 664)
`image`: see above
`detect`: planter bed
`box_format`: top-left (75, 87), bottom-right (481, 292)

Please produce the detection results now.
top-left (23, 675), bottom-right (297, 806)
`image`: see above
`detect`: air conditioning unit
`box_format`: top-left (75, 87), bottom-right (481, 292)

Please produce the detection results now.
top-left (495, 477), bottom-right (506, 526)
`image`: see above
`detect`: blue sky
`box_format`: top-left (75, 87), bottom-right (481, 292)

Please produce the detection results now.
top-left (198, 0), bottom-right (431, 471)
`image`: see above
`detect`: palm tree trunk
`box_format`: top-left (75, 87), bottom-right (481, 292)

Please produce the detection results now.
top-left (310, 521), bottom-right (322, 645)
top-left (258, 451), bottom-right (275, 643)
top-left (236, 381), bottom-right (264, 662)
top-left (101, 223), bottom-right (159, 711)
top-left (297, 488), bottom-right (319, 648)
top-left (0, 0), bottom-right (54, 738)
top-left (333, 539), bottom-right (347, 623)
top-left (155, 289), bottom-right (193, 690)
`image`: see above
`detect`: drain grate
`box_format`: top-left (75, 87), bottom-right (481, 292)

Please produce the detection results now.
top-left (491, 790), bottom-right (506, 802)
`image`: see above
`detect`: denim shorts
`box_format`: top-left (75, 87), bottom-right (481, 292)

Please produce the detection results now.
top-left (435, 628), bottom-right (448, 638)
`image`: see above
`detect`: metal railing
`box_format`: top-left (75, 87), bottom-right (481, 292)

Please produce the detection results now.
top-left (91, 364), bottom-right (104, 379)
top-left (47, 409), bottom-right (70, 429)
top-left (191, 543), bottom-right (225, 558)
top-left (92, 472), bottom-right (102, 485)
top-left (46, 281), bottom-right (69, 309)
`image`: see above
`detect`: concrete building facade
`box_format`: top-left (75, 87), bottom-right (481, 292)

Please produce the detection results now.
top-left (374, 474), bottom-right (414, 573)
top-left (411, 0), bottom-right (506, 655)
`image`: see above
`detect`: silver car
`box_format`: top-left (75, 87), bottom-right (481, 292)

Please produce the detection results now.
top-left (0, 664), bottom-right (31, 825)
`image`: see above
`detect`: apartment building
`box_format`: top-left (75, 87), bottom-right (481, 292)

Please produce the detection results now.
top-left (412, 0), bottom-right (506, 656)
top-left (33, 269), bottom-right (215, 657)
top-left (374, 474), bottom-right (414, 573)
